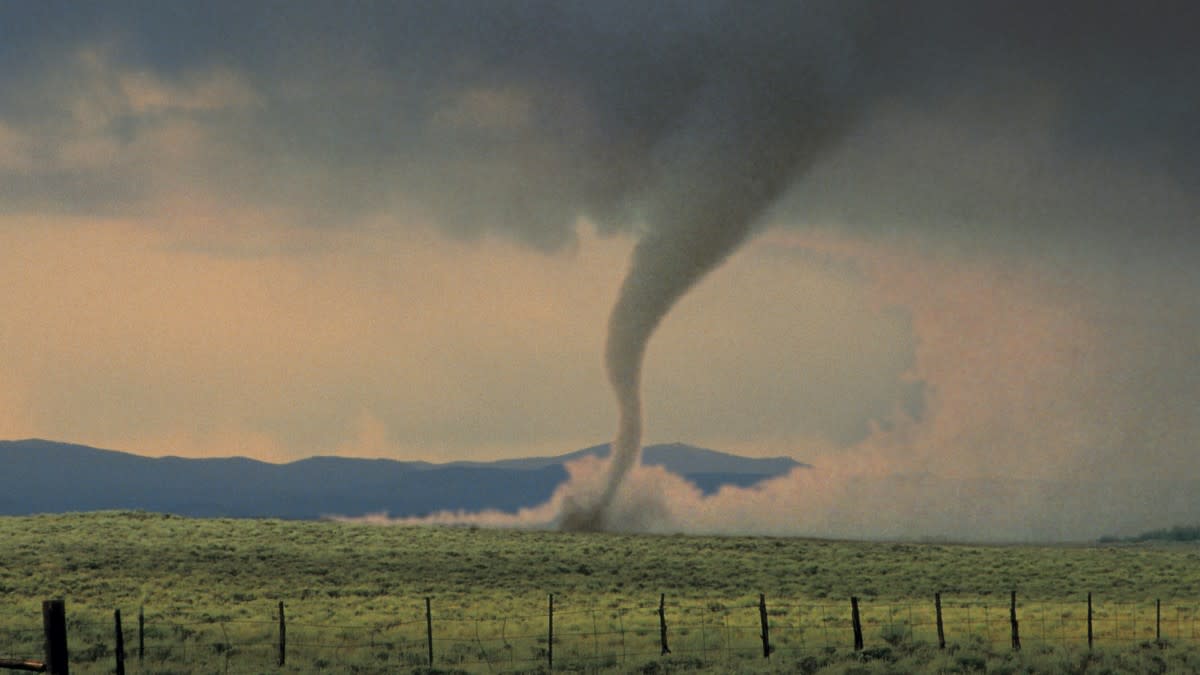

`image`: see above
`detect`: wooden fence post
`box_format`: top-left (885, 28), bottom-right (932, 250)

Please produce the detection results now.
top-left (850, 597), bottom-right (863, 651)
top-left (138, 606), bottom-right (144, 662)
top-left (758, 593), bottom-right (771, 658)
top-left (1156, 599), bottom-right (1162, 645)
top-left (426, 597), bottom-right (434, 667)
top-left (277, 601), bottom-right (286, 667)
top-left (1087, 593), bottom-right (1093, 650)
top-left (935, 592), bottom-right (945, 649)
top-left (42, 599), bottom-right (69, 675)
top-left (548, 594), bottom-right (554, 671)
top-left (1009, 591), bottom-right (1020, 651)
top-left (113, 609), bottom-right (125, 675)
top-left (658, 594), bottom-right (671, 655)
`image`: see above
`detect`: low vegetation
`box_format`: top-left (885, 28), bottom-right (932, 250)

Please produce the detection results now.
top-left (2, 512), bottom-right (1199, 673)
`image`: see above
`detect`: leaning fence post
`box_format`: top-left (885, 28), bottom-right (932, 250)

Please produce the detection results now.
top-left (658, 593), bottom-right (671, 655)
top-left (43, 599), bottom-right (69, 675)
top-left (113, 609), bottom-right (125, 675)
top-left (426, 597), bottom-right (434, 667)
top-left (277, 601), bottom-right (286, 666)
top-left (1009, 591), bottom-right (1020, 651)
top-left (851, 597), bottom-right (863, 651)
top-left (935, 592), bottom-right (946, 649)
top-left (758, 593), bottom-right (771, 658)
top-left (548, 594), bottom-right (554, 671)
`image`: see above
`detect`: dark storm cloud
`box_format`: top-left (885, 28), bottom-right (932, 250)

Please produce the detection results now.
top-left (788, 1), bottom-right (1200, 262)
top-left (2, 1), bottom-right (1196, 251)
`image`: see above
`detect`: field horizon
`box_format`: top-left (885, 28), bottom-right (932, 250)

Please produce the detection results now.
top-left (3, 511), bottom-right (1200, 673)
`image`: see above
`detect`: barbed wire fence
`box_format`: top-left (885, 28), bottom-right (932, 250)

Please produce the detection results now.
top-left (3, 593), bottom-right (1199, 673)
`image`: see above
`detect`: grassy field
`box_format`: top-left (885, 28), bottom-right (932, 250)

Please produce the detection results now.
top-left (2, 511), bottom-right (1200, 673)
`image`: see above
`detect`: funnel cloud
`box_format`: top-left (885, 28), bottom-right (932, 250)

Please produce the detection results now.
top-left (558, 7), bottom-right (863, 528)
top-left (556, 1), bottom-right (1200, 531)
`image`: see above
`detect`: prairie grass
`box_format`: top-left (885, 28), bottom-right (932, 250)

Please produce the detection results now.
top-left (2, 512), bottom-right (1199, 673)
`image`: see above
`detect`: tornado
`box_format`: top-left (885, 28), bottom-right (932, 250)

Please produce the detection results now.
top-left (558, 7), bottom-right (863, 531)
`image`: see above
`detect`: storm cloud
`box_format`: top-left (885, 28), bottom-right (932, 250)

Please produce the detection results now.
top-left (3, 1), bottom-right (1194, 248)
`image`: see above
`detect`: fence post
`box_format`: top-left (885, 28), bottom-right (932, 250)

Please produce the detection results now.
top-left (548, 594), bottom-right (554, 671)
top-left (619, 611), bottom-right (627, 664)
top-left (42, 599), bottom-right (69, 675)
top-left (114, 609), bottom-right (125, 675)
top-left (1009, 591), bottom-right (1020, 651)
top-left (592, 609), bottom-right (599, 662)
top-left (1156, 599), bottom-right (1162, 645)
top-left (426, 597), bottom-right (434, 667)
top-left (935, 592), bottom-right (945, 649)
top-left (277, 601), bottom-right (286, 667)
top-left (850, 597), bottom-right (863, 651)
top-left (658, 593), bottom-right (671, 655)
top-left (1087, 593), bottom-right (1093, 650)
top-left (758, 593), bottom-right (771, 658)
top-left (138, 606), bottom-right (144, 662)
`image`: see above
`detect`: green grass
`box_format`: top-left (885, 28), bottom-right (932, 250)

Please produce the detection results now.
top-left (2, 511), bottom-right (1199, 673)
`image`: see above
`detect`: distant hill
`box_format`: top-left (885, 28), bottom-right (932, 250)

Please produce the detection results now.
top-left (0, 439), bottom-right (806, 519)
top-left (1098, 525), bottom-right (1200, 543)
top-left (478, 442), bottom-right (803, 475)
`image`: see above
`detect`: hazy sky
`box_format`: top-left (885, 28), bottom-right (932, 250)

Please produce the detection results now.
top-left (2, 0), bottom-right (1197, 505)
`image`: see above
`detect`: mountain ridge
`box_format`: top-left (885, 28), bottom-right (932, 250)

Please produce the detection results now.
top-left (0, 438), bottom-right (807, 519)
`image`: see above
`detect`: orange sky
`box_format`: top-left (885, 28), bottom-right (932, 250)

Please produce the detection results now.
top-left (0, 216), bottom-right (919, 463)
